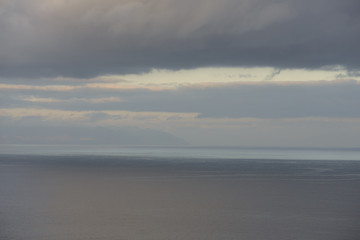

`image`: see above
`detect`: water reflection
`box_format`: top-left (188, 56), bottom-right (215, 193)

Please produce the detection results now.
top-left (1, 155), bottom-right (360, 240)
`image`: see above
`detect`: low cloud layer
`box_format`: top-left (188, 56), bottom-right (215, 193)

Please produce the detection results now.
top-left (2, 80), bottom-right (359, 118)
top-left (1, 0), bottom-right (359, 77)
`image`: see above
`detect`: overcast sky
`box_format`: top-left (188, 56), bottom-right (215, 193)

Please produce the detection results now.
top-left (1, 0), bottom-right (360, 147)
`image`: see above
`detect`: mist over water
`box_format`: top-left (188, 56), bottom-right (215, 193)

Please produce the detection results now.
top-left (2, 145), bottom-right (360, 160)
top-left (1, 147), bottom-right (360, 240)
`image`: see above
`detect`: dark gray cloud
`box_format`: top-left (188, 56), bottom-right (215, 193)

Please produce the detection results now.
top-left (3, 81), bottom-right (360, 118)
top-left (1, 0), bottom-right (359, 78)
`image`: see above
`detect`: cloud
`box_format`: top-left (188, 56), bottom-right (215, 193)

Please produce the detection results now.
top-left (264, 68), bottom-right (281, 81)
top-left (2, 80), bottom-right (360, 118)
top-left (1, 0), bottom-right (359, 78)
top-left (23, 96), bottom-right (124, 104)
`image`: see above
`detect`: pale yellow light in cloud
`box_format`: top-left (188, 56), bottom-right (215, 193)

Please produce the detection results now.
top-left (1, 66), bottom-right (358, 92)
top-left (272, 67), bottom-right (350, 82)
top-left (88, 97), bottom-right (124, 103)
top-left (115, 65), bottom-right (357, 86)
top-left (85, 83), bottom-right (172, 91)
top-left (34, 66), bottom-right (356, 86)
top-left (23, 96), bottom-right (61, 103)
top-left (23, 96), bottom-right (124, 103)
top-left (119, 67), bottom-right (272, 86)
top-left (0, 84), bottom-right (78, 91)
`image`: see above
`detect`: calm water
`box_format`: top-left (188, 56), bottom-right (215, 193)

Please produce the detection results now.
top-left (1, 146), bottom-right (360, 240)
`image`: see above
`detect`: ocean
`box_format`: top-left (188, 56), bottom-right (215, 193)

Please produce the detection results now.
top-left (1, 146), bottom-right (360, 240)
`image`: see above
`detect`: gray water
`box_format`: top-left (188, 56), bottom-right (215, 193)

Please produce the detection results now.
top-left (1, 147), bottom-right (360, 240)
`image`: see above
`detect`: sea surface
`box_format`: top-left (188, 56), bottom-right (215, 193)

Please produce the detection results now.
top-left (1, 146), bottom-right (360, 240)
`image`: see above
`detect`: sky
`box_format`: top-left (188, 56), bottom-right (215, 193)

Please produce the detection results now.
top-left (1, 0), bottom-right (360, 147)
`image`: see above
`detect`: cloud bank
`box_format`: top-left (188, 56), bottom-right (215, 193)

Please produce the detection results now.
top-left (1, 0), bottom-right (359, 77)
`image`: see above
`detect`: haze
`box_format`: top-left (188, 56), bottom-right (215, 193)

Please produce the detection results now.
top-left (1, 0), bottom-right (360, 147)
